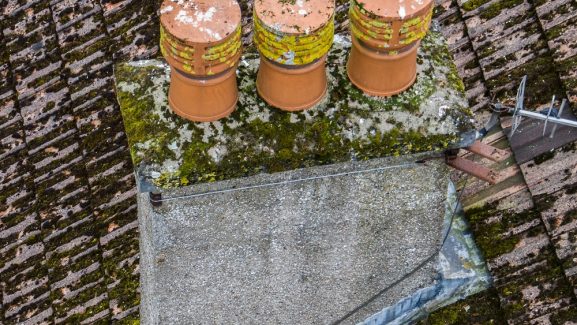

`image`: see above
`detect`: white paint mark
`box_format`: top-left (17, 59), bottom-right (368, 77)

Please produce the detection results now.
top-left (175, 10), bottom-right (194, 24)
top-left (399, 6), bottom-right (406, 19)
top-left (195, 7), bottom-right (217, 22)
top-left (160, 5), bottom-right (174, 14)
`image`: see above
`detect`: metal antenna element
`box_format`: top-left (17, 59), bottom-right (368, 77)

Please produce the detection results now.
top-left (550, 99), bottom-right (568, 139)
top-left (510, 75), bottom-right (527, 137)
top-left (542, 95), bottom-right (556, 137)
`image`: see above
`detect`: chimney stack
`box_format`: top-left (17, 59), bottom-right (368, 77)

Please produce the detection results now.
top-left (347, 0), bottom-right (433, 97)
top-left (254, 0), bottom-right (335, 111)
top-left (160, 0), bottom-right (242, 122)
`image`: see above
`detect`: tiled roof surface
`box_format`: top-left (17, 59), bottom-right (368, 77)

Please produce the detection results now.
top-left (0, 0), bottom-right (576, 324)
top-left (424, 0), bottom-right (577, 323)
top-left (1, 0), bottom-right (159, 323)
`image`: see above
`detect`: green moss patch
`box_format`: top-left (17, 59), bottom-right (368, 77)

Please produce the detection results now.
top-left (115, 31), bottom-right (473, 189)
top-left (465, 203), bottom-right (545, 260)
top-left (420, 288), bottom-right (505, 324)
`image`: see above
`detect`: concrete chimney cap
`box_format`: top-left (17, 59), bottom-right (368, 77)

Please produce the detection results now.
top-left (254, 0), bottom-right (335, 35)
top-left (160, 0), bottom-right (241, 44)
top-left (354, 0), bottom-right (433, 20)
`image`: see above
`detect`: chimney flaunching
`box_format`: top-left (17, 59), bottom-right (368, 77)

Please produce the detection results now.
top-left (347, 0), bottom-right (434, 97)
top-left (159, 0), bottom-right (242, 122)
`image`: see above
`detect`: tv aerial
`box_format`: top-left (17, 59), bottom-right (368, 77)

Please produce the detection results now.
top-left (490, 76), bottom-right (576, 138)
top-left (448, 76), bottom-right (577, 185)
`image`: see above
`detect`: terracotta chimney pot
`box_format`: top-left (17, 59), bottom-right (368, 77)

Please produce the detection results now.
top-left (160, 0), bottom-right (242, 122)
top-left (347, 0), bottom-right (434, 97)
top-left (254, 0), bottom-right (335, 111)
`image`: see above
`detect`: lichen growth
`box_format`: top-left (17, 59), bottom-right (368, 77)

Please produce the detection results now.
top-left (115, 31), bottom-right (473, 189)
top-left (465, 203), bottom-right (546, 260)
top-left (420, 288), bottom-right (505, 324)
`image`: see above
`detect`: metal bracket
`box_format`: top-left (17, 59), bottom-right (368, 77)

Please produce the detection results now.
top-left (466, 140), bottom-right (510, 162)
top-left (446, 155), bottom-right (500, 184)
top-left (446, 141), bottom-right (505, 185)
top-left (149, 192), bottom-right (163, 207)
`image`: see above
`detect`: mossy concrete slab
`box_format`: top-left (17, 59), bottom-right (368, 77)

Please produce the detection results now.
top-left (115, 30), bottom-right (473, 190)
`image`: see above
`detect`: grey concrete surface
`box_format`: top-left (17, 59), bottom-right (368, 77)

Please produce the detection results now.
top-left (139, 155), bottom-right (450, 324)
